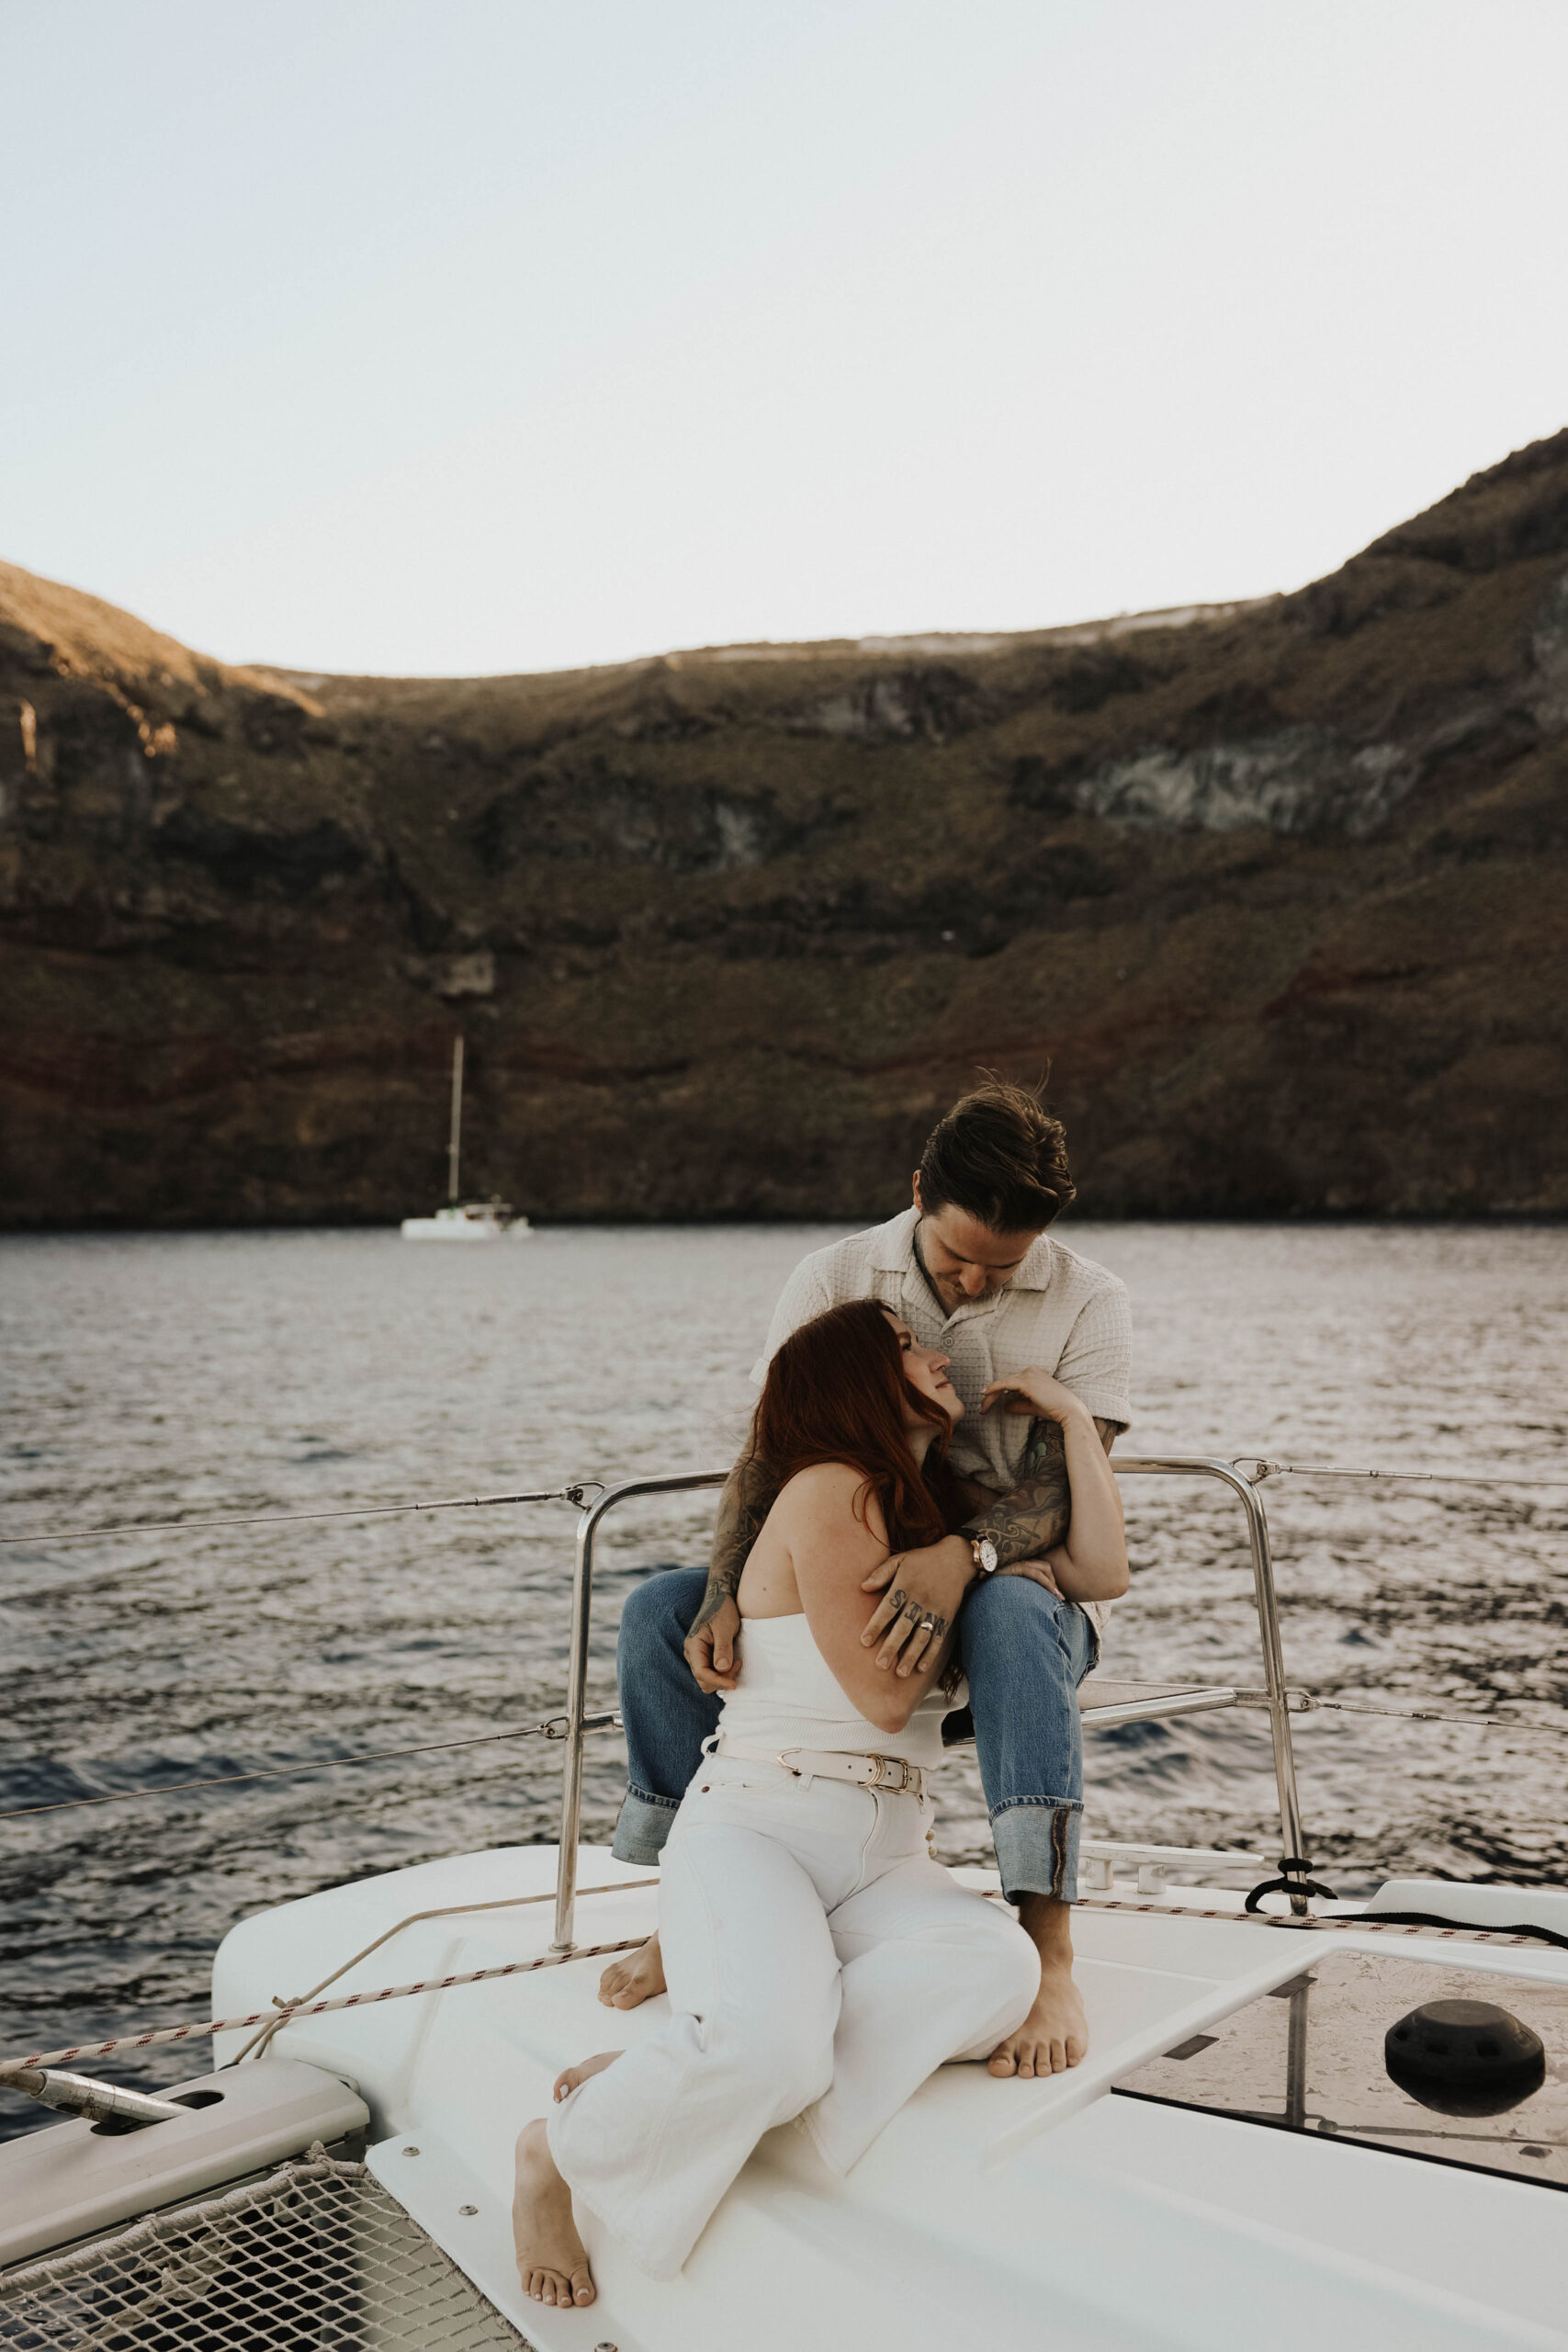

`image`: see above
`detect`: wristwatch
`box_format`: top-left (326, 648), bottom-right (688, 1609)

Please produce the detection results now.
top-left (969, 1536), bottom-right (999, 1577)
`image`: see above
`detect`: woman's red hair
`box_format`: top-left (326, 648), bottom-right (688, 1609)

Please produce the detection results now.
top-left (751, 1300), bottom-right (963, 1549)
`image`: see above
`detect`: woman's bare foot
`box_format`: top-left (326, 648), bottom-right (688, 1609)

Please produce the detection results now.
top-left (989, 1894), bottom-right (1089, 2079)
top-left (553, 2049), bottom-right (622, 2103)
top-left (513, 2119), bottom-right (594, 2308)
top-left (599, 1933), bottom-right (666, 2009)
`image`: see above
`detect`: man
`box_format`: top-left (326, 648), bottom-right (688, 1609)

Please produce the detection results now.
top-left (601, 1078), bottom-right (1132, 2078)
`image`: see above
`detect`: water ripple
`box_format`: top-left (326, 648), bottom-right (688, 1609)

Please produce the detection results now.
top-left (1, 1220), bottom-right (1563, 2135)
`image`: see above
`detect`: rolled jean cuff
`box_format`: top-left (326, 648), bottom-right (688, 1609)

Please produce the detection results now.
top-left (611, 1785), bottom-right (680, 1867)
top-left (990, 1796), bottom-right (1083, 1905)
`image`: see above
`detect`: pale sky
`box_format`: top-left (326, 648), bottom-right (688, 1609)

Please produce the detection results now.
top-left (6, 0), bottom-right (1568, 678)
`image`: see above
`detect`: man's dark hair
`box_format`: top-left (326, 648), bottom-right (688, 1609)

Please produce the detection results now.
top-left (918, 1075), bottom-right (1076, 1234)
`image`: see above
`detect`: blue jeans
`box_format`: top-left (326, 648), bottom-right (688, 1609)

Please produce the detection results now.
top-left (612, 1569), bottom-right (1096, 1903)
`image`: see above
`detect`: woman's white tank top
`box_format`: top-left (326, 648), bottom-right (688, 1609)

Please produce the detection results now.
top-left (716, 1612), bottom-right (957, 1768)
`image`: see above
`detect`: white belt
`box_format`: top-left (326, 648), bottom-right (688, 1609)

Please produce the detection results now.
top-left (710, 1735), bottom-right (929, 1799)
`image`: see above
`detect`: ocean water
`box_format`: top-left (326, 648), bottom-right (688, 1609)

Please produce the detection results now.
top-left (2, 1222), bottom-right (1565, 2136)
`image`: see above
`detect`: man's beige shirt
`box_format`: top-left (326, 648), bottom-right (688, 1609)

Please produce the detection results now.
top-left (751, 1209), bottom-right (1134, 1640)
top-left (753, 1205), bottom-right (1133, 1486)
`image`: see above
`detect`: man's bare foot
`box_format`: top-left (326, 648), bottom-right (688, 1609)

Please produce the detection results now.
top-left (599, 1933), bottom-right (666, 2009)
top-left (989, 1893), bottom-right (1089, 2079)
top-left (513, 2118), bottom-right (594, 2308)
top-left (553, 2048), bottom-right (622, 2102)
top-left (988, 1955), bottom-right (1089, 2076)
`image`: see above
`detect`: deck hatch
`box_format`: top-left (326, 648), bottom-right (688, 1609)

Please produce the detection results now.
top-left (1111, 1950), bottom-right (1566, 2191)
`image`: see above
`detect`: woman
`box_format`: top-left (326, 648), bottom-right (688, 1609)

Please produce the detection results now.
top-left (512, 1297), bottom-right (1127, 2307)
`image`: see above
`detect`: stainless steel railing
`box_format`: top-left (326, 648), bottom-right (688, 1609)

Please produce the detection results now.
top-left (1113, 1458), bottom-right (1309, 1909)
top-left (548, 1455), bottom-right (1311, 1951)
top-left (551, 1471), bottom-right (728, 1951)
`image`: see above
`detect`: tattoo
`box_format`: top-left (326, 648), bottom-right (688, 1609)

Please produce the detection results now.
top-left (694, 1443), bottom-right (779, 1634)
top-left (964, 1415), bottom-right (1119, 1568)
top-left (881, 1580), bottom-right (946, 1640)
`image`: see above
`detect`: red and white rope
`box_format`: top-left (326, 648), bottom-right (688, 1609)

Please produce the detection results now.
top-left (6, 1902), bottom-right (1559, 2077)
top-left (3, 1938), bottom-right (650, 2073)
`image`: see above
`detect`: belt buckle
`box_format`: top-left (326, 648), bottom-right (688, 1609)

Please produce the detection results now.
top-left (872, 1755), bottom-right (915, 1794)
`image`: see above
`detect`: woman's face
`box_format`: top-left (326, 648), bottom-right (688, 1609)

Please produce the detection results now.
top-left (884, 1311), bottom-right (964, 1428)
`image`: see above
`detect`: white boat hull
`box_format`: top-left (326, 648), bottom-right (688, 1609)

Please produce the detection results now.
top-left (209, 1843), bottom-right (1568, 2352)
top-left (400, 1210), bottom-right (532, 1241)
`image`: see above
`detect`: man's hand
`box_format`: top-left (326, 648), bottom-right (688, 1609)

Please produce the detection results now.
top-left (683, 1444), bottom-right (777, 1693)
top-left (993, 1557), bottom-right (1065, 1599)
top-left (682, 1588), bottom-right (742, 1694)
top-left (860, 1533), bottom-right (974, 1679)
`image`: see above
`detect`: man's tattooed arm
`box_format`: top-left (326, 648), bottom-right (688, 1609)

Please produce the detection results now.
top-left (681, 1443), bottom-right (786, 1692)
top-left (691, 1444), bottom-right (774, 1633)
top-left (963, 1416), bottom-right (1121, 1565)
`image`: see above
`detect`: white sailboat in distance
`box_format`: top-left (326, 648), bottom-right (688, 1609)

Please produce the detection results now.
top-left (400, 1037), bottom-right (532, 1240)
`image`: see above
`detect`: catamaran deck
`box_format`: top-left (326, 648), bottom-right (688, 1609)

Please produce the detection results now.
top-left (199, 1840), bottom-right (1568, 2352)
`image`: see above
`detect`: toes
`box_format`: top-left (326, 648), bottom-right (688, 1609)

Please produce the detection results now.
top-left (571, 2268), bottom-right (596, 2306)
top-left (991, 2023), bottom-right (1085, 2080)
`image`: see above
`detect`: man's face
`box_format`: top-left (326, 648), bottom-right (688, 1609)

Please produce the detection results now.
top-left (910, 1174), bottom-right (1044, 1311)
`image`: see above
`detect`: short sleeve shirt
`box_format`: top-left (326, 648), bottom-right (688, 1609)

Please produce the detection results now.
top-left (750, 1209), bottom-right (1134, 1645)
top-left (752, 1206), bottom-right (1134, 1490)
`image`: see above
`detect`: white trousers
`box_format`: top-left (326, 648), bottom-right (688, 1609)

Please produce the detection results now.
top-left (547, 1753), bottom-right (1039, 2280)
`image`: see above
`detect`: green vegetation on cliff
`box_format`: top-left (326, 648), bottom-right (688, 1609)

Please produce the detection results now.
top-left (4, 431), bottom-right (1566, 1226)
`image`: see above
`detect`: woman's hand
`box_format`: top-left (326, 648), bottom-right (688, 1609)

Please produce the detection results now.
top-left (981, 1367), bottom-right (1091, 1426)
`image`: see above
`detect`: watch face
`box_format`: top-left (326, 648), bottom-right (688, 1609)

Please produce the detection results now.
top-left (979, 1539), bottom-right (998, 1575)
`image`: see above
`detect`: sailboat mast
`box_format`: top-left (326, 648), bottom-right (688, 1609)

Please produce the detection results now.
top-left (446, 1036), bottom-right (464, 1204)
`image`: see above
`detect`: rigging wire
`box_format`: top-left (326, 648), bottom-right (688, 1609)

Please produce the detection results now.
top-left (1302, 1694), bottom-right (1568, 1737)
top-left (0, 1710), bottom-right (623, 1822)
top-left (5, 1458), bottom-right (1564, 1558)
top-left (7, 1687), bottom-right (1563, 1834)
top-left (0, 1482), bottom-right (606, 1552)
top-left (1236, 1457), bottom-right (1568, 1490)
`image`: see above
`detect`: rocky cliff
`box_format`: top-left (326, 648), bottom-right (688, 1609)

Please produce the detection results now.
top-left (4, 430), bottom-right (1566, 1226)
